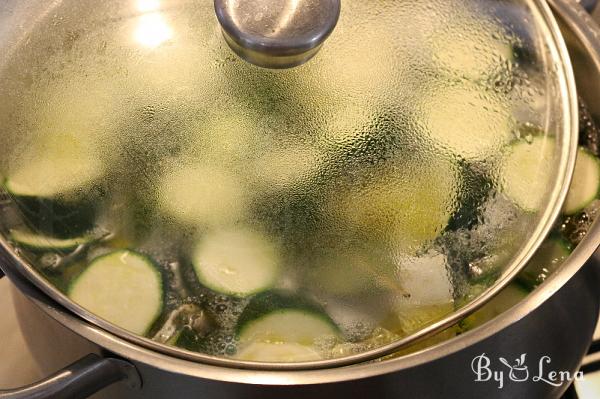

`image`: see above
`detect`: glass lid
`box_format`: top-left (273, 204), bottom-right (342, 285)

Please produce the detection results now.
top-left (0, 0), bottom-right (577, 368)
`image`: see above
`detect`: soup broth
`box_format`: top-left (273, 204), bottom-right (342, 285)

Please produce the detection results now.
top-left (0, 0), bottom-right (583, 362)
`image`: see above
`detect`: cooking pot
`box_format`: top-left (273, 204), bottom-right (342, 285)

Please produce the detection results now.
top-left (1, 0), bottom-right (600, 398)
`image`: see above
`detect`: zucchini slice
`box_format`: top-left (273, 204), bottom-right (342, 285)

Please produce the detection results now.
top-left (253, 145), bottom-right (323, 192)
top-left (191, 228), bottom-right (281, 297)
top-left (499, 136), bottom-right (556, 212)
top-left (157, 163), bottom-right (249, 227)
top-left (188, 112), bottom-right (260, 166)
top-left (3, 131), bottom-right (104, 237)
top-left (3, 195), bottom-right (97, 239)
top-left (428, 12), bottom-right (514, 80)
top-left (68, 250), bottom-right (163, 335)
top-left (334, 155), bottom-right (459, 255)
top-left (460, 282), bottom-right (529, 331)
top-left (4, 132), bottom-right (104, 199)
top-left (9, 229), bottom-right (95, 252)
top-left (306, 247), bottom-right (390, 297)
top-left (238, 309), bottom-right (338, 346)
top-left (421, 85), bottom-right (513, 159)
top-left (236, 291), bottom-right (339, 349)
top-left (310, 10), bottom-right (400, 105)
top-left (563, 147), bottom-right (600, 215)
top-left (235, 342), bottom-right (322, 362)
top-left (517, 238), bottom-right (571, 289)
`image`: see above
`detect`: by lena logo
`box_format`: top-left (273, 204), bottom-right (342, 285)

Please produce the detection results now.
top-left (499, 354), bottom-right (528, 382)
top-left (471, 353), bottom-right (584, 389)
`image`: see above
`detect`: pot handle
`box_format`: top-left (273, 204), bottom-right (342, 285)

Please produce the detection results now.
top-left (0, 354), bottom-right (141, 399)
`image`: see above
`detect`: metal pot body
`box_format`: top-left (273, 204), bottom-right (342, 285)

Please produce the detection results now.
top-left (10, 253), bottom-right (600, 399)
top-left (2, 0), bottom-right (600, 398)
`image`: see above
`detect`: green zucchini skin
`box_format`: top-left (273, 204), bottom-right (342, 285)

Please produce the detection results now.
top-left (2, 138), bottom-right (107, 238)
top-left (446, 161), bottom-right (493, 232)
top-left (235, 290), bottom-right (338, 337)
top-left (175, 326), bottom-right (238, 357)
top-left (3, 187), bottom-right (99, 238)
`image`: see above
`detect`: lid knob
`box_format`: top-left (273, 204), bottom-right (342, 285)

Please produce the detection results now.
top-left (214, 0), bottom-right (341, 69)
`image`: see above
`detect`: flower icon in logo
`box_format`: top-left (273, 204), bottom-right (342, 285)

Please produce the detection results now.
top-left (499, 354), bottom-right (529, 382)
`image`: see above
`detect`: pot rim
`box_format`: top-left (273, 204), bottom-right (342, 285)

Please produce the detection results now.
top-left (16, 212), bottom-right (600, 386)
top-left (1, 0), bottom-right (596, 381)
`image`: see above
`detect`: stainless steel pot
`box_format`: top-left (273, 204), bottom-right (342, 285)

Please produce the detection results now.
top-left (1, 0), bottom-right (600, 398)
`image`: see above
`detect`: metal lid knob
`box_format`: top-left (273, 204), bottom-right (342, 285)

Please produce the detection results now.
top-left (214, 0), bottom-right (341, 69)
